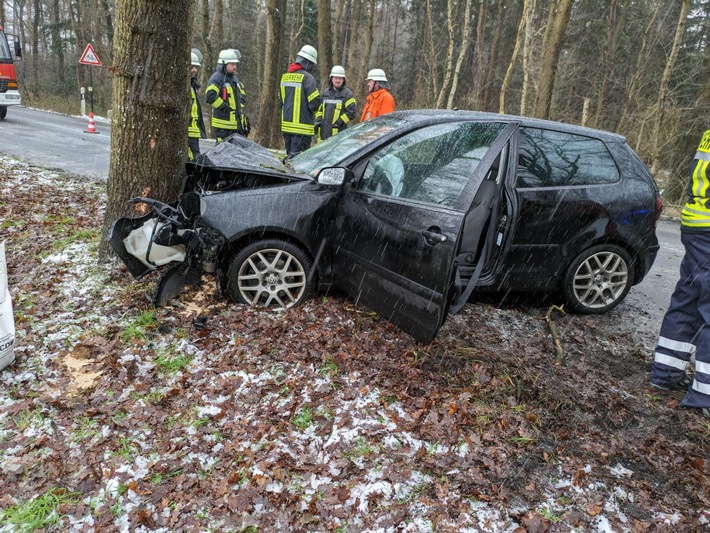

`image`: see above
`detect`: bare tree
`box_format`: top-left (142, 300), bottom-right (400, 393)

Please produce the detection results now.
top-left (650, 0), bottom-right (691, 174)
top-left (446, 0), bottom-right (475, 109)
top-left (533, 0), bottom-right (574, 119)
top-left (98, 0), bottom-right (195, 260)
top-left (254, 0), bottom-right (287, 148)
top-left (500, 0), bottom-right (527, 114)
top-left (318, 0), bottom-right (333, 86)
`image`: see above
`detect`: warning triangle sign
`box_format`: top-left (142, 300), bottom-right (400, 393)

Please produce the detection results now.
top-left (79, 44), bottom-right (102, 66)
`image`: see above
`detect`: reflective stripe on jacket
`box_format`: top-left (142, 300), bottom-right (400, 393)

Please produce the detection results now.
top-left (189, 78), bottom-right (206, 139)
top-left (315, 85), bottom-right (357, 141)
top-left (205, 69), bottom-right (247, 133)
top-left (681, 129), bottom-right (710, 230)
top-left (361, 88), bottom-right (395, 122)
top-left (280, 69), bottom-right (320, 135)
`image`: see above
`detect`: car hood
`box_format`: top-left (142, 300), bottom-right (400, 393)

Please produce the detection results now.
top-left (188, 135), bottom-right (309, 180)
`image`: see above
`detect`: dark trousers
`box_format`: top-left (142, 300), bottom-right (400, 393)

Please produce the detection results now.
top-left (283, 133), bottom-right (312, 157)
top-left (650, 231), bottom-right (710, 407)
top-left (188, 137), bottom-right (200, 161)
top-left (214, 128), bottom-right (238, 143)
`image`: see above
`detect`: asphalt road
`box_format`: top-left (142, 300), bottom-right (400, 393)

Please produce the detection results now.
top-left (0, 106), bottom-right (111, 180)
top-left (0, 106), bottom-right (684, 335)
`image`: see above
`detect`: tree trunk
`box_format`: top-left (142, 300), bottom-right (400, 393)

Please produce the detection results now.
top-left (592, 0), bottom-right (627, 128)
top-left (318, 0), bottom-right (333, 87)
top-left (499, 0), bottom-right (527, 114)
top-left (51, 0), bottom-right (65, 86)
top-left (481, 0), bottom-right (504, 110)
top-left (98, 0), bottom-right (195, 261)
top-left (254, 0), bottom-right (287, 148)
top-left (615, 0), bottom-right (661, 134)
top-left (447, 0), bottom-right (475, 109)
top-left (435, 0), bottom-right (456, 109)
top-left (472, 0), bottom-right (486, 108)
top-left (520, 0), bottom-right (536, 116)
top-left (533, 0), bottom-right (574, 119)
top-left (650, 0), bottom-right (691, 175)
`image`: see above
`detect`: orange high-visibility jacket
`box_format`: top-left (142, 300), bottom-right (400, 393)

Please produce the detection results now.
top-left (361, 88), bottom-right (395, 121)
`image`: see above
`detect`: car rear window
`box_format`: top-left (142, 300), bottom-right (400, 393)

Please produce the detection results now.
top-left (517, 127), bottom-right (620, 188)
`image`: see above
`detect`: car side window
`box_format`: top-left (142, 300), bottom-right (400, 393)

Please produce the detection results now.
top-left (517, 127), bottom-right (620, 188)
top-left (357, 121), bottom-right (505, 207)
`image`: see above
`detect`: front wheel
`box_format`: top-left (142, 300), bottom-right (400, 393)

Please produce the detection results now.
top-left (226, 239), bottom-right (314, 309)
top-left (0, 106), bottom-right (7, 120)
top-left (562, 244), bottom-right (633, 314)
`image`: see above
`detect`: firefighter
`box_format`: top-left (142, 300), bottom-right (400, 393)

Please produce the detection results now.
top-left (188, 49), bottom-right (206, 160)
top-left (206, 49), bottom-right (249, 142)
top-left (279, 45), bottom-right (321, 157)
top-left (361, 68), bottom-right (395, 122)
top-left (649, 128), bottom-right (710, 418)
top-left (314, 65), bottom-right (357, 142)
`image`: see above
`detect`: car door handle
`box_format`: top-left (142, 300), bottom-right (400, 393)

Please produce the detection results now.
top-left (422, 229), bottom-right (448, 245)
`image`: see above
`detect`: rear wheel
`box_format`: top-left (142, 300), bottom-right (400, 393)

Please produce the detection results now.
top-left (226, 239), bottom-right (314, 308)
top-left (0, 106), bottom-right (7, 120)
top-left (562, 244), bottom-right (633, 314)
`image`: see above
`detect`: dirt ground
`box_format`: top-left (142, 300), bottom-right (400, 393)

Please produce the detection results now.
top-left (1, 157), bottom-right (709, 532)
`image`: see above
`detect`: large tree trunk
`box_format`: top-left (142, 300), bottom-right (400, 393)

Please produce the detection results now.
top-left (520, 0), bottom-right (536, 115)
top-left (51, 0), bottom-right (65, 86)
top-left (533, 0), bottom-right (574, 119)
top-left (98, 0), bottom-right (194, 261)
top-left (481, 0), bottom-right (504, 110)
top-left (650, 0), bottom-right (691, 174)
top-left (318, 0), bottom-right (332, 87)
top-left (254, 0), bottom-right (287, 149)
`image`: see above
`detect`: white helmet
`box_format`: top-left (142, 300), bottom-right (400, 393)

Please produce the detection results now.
top-left (330, 65), bottom-right (346, 78)
top-left (191, 48), bottom-right (203, 64)
top-left (366, 68), bottom-right (388, 82)
top-left (297, 45), bottom-right (318, 65)
top-left (218, 48), bottom-right (241, 65)
top-left (190, 52), bottom-right (201, 67)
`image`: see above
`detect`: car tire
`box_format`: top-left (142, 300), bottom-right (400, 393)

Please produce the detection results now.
top-left (562, 244), bottom-right (633, 314)
top-left (226, 239), bottom-right (314, 309)
top-left (0, 106), bottom-right (6, 120)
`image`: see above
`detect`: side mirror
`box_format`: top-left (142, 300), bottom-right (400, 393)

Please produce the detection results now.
top-left (13, 40), bottom-right (21, 60)
top-left (317, 167), bottom-right (351, 186)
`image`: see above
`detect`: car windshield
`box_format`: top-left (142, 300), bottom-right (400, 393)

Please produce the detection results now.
top-left (290, 116), bottom-right (405, 176)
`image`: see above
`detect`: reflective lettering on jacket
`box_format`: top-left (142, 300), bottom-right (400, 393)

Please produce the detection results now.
top-left (280, 71), bottom-right (320, 135)
top-left (681, 129), bottom-right (710, 229)
top-left (315, 86), bottom-right (357, 141)
top-left (205, 70), bottom-right (247, 133)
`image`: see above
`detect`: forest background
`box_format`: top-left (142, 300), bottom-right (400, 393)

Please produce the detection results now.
top-left (2, 0), bottom-right (709, 203)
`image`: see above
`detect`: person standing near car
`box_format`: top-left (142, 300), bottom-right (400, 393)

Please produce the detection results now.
top-left (361, 68), bottom-right (395, 122)
top-left (314, 65), bottom-right (357, 142)
top-left (649, 128), bottom-right (710, 418)
top-left (206, 49), bottom-right (250, 142)
top-left (188, 49), bottom-right (206, 160)
top-left (279, 45), bottom-right (321, 157)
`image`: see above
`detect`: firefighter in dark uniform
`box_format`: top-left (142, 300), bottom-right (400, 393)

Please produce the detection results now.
top-left (188, 49), bottom-right (206, 160)
top-left (279, 45), bottom-right (321, 157)
top-left (206, 49), bottom-right (249, 142)
top-left (650, 129), bottom-right (710, 417)
top-left (314, 65), bottom-right (357, 142)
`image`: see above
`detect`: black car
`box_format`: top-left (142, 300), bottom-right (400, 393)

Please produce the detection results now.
top-left (110, 110), bottom-right (662, 343)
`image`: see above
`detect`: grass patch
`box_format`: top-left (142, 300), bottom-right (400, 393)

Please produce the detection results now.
top-left (291, 407), bottom-right (313, 430)
top-left (121, 309), bottom-right (158, 343)
top-left (0, 487), bottom-right (79, 532)
top-left (154, 346), bottom-right (192, 375)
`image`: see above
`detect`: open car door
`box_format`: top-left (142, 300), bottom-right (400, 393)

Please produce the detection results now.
top-left (331, 121), bottom-right (517, 343)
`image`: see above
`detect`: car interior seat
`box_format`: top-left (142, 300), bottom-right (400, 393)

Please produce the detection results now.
top-left (373, 154), bottom-right (405, 197)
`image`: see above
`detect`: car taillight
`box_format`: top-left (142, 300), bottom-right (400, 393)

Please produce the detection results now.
top-left (653, 192), bottom-right (663, 228)
top-left (8, 81), bottom-right (17, 89)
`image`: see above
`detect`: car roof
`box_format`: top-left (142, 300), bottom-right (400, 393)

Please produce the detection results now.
top-left (386, 109), bottom-right (627, 143)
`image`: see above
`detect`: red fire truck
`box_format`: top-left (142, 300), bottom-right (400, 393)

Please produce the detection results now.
top-left (0, 26), bottom-right (21, 120)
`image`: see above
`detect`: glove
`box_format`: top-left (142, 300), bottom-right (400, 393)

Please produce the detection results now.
top-left (333, 118), bottom-right (345, 129)
top-left (314, 121), bottom-right (322, 138)
top-left (244, 116), bottom-right (251, 138)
